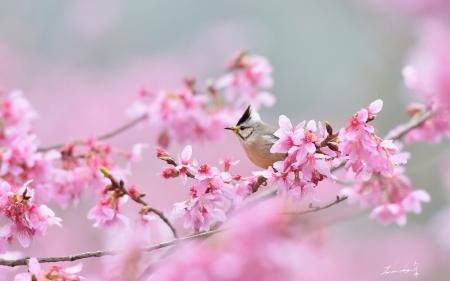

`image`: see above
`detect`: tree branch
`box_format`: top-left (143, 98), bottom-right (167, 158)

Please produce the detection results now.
top-left (385, 109), bottom-right (435, 140)
top-left (0, 229), bottom-right (224, 267)
top-left (101, 168), bottom-right (179, 239)
top-left (282, 195), bottom-right (348, 215)
top-left (38, 114), bottom-right (148, 152)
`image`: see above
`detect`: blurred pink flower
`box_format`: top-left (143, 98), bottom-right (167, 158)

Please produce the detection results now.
top-left (341, 167), bottom-right (430, 225)
top-left (373, 0), bottom-right (450, 17)
top-left (215, 55), bottom-right (275, 110)
top-left (87, 199), bottom-right (129, 230)
top-left (151, 201), bottom-right (333, 281)
top-left (14, 257), bottom-right (83, 281)
top-left (219, 156), bottom-right (239, 172)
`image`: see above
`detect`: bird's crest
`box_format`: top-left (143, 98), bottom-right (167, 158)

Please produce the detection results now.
top-left (236, 105), bottom-right (261, 126)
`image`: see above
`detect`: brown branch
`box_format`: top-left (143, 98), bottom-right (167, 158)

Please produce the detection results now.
top-left (0, 229), bottom-right (225, 267)
top-left (282, 195), bottom-right (348, 215)
top-left (384, 109), bottom-right (435, 140)
top-left (38, 114), bottom-right (148, 152)
top-left (100, 168), bottom-right (179, 239)
top-left (157, 156), bottom-right (195, 179)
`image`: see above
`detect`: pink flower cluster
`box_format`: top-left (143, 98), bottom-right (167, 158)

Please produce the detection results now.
top-left (87, 173), bottom-right (132, 230)
top-left (340, 168), bottom-right (430, 225)
top-left (215, 52), bottom-right (276, 109)
top-left (126, 53), bottom-right (275, 148)
top-left (263, 116), bottom-right (340, 202)
top-left (0, 181), bottom-right (61, 254)
top-left (0, 90), bottom-right (60, 204)
top-left (52, 139), bottom-right (145, 208)
top-left (151, 201), bottom-right (322, 281)
top-left (0, 89), bottom-right (145, 212)
top-left (14, 257), bottom-right (83, 281)
top-left (158, 146), bottom-right (260, 232)
top-left (338, 100), bottom-right (408, 180)
top-left (399, 20), bottom-right (450, 143)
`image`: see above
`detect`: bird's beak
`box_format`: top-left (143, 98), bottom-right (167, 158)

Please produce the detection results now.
top-left (224, 126), bottom-right (238, 133)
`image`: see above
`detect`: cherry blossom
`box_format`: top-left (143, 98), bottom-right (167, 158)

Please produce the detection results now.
top-left (126, 53), bottom-right (276, 148)
top-left (176, 145), bottom-right (193, 184)
top-left (340, 168), bottom-right (430, 225)
top-left (151, 201), bottom-right (328, 281)
top-left (14, 257), bottom-right (83, 281)
top-left (215, 53), bottom-right (275, 109)
top-left (398, 20), bottom-right (450, 143)
top-left (338, 100), bottom-right (408, 180)
top-left (0, 181), bottom-right (61, 252)
top-left (219, 156), bottom-right (239, 172)
top-left (87, 198), bottom-right (129, 230)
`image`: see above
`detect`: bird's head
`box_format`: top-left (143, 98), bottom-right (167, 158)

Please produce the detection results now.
top-left (225, 105), bottom-right (261, 140)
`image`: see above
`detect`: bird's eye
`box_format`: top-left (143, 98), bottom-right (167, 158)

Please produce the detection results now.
top-left (239, 126), bottom-right (245, 130)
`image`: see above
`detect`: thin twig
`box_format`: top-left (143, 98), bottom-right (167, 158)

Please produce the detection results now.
top-left (385, 109), bottom-right (435, 140)
top-left (282, 195), bottom-right (348, 215)
top-left (101, 169), bottom-right (179, 239)
top-left (0, 229), bottom-right (224, 267)
top-left (38, 114), bottom-right (148, 152)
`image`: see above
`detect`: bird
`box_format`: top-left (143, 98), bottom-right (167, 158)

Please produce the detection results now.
top-left (225, 106), bottom-right (287, 169)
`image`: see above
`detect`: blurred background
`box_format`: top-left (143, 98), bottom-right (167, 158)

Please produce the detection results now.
top-left (0, 0), bottom-right (449, 280)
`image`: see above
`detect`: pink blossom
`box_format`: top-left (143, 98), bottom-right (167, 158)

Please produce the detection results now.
top-left (14, 257), bottom-right (83, 281)
top-left (14, 257), bottom-right (44, 281)
top-left (399, 20), bottom-right (450, 143)
top-left (338, 100), bottom-right (407, 180)
top-left (233, 180), bottom-right (253, 205)
top-left (193, 161), bottom-right (218, 181)
top-left (341, 168), bottom-right (430, 225)
top-left (402, 190), bottom-right (431, 213)
top-left (135, 214), bottom-right (156, 243)
top-left (370, 204), bottom-right (407, 226)
top-left (172, 190), bottom-right (226, 232)
top-left (159, 166), bottom-right (179, 179)
top-left (176, 145), bottom-right (193, 184)
top-left (215, 54), bottom-right (275, 110)
top-left (296, 153), bottom-right (336, 184)
top-left (87, 200), bottom-right (129, 230)
top-left (393, 109), bottom-right (450, 144)
top-left (289, 180), bottom-right (320, 202)
top-left (219, 156), bottom-right (239, 172)
top-left (270, 115), bottom-right (303, 154)
top-left (124, 143), bottom-right (148, 162)
top-left (152, 201), bottom-right (323, 281)
top-left (0, 181), bottom-right (61, 250)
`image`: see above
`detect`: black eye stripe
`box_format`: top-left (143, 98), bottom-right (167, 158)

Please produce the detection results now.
top-left (237, 128), bottom-right (254, 140)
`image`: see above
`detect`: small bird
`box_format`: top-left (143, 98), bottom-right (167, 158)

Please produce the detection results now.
top-left (225, 106), bottom-right (287, 169)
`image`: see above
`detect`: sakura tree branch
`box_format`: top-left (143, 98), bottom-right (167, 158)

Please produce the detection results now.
top-left (100, 167), bottom-right (179, 239)
top-left (385, 109), bottom-right (435, 140)
top-left (0, 229), bottom-right (225, 267)
top-left (248, 108), bottom-right (436, 203)
top-left (282, 195), bottom-right (348, 215)
top-left (157, 154), bottom-right (196, 179)
top-left (38, 114), bottom-right (148, 152)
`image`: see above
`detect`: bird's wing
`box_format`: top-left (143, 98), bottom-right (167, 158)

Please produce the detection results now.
top-left (262, 134), bottom-right (279, 144)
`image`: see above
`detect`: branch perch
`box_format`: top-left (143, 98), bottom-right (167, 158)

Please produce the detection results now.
top-left (100, 168), bottom-right (179, 239)
top-left (38, 114), bottom-right (148, 152)
top-left (0, 229), bottom-right (224, 267)
top-left (282, 195), bottom-right (348, 215)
